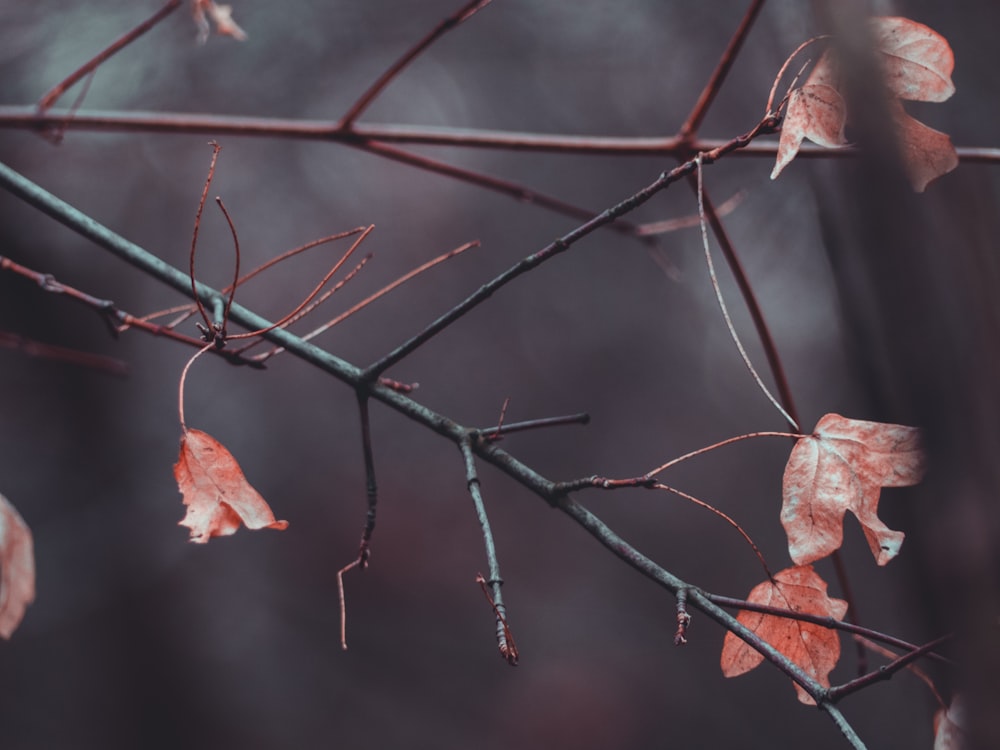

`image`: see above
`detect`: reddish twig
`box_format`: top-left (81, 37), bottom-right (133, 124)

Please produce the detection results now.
top-left (252, 239), bottom-right (480, 361)
top-left (226, 226), bottom-right (375, 341)
top-left (679, 0), bottom-right (766, 139)
top-left (337, 0), bottom-right (494, 128)
top-left (0, 331), bottom-right (129, 377)
top-left (189, 142), bottom-right (223, 335)
top-left (36, 0), bottom-right (182, 115)
top-left (1, 106), bottom-right (996, 162)
top-left (706, 593), bottom-right (955, 666)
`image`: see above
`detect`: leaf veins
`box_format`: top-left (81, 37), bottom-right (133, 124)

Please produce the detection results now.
top-left (720, 565), bottom-right (848, 705)
top-left (781, 413), bottom-right (925, 566)
top-left (175, 428), bottom-right (288, 543)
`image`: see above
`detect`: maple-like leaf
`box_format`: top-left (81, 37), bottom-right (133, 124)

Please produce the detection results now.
top-left (771, 16), bottom-right (957, 190)
top-left (175, 428), bottom-right (288, 543)
top-left (720, 565), bottom-right (848, 705)
top-left (782, 413), bottom-right (925, 566)
top-left (192, 0), bottom-right (248, 44)
top-left (0, 493), bottom-right (35, 639)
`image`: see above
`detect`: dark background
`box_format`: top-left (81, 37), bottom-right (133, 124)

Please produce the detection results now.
top-left (1, 2), bottom-right (997, 748)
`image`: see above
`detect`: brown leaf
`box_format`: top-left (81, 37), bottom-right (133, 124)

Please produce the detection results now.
top-left (872, 17), bottom-right (955, 103)
top-left (0, 493), bottom-right (35, 639)
top-left (720, 565), bottom-right (848, 705)
top-left (175, 428), bottom-right (288, 543)
top-left (782, 413), bottom-right (925, 566)
top-left (890, 100), bottom-right (959, 192)
top-left (771, 16), bottom-right (956, 190)
top-left (771, 83), bottom-right (848, 180)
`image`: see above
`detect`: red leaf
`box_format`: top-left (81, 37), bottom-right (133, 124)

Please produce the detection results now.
top-left (872, 17), bottom-right (955, 103)
top-left (175, 428), bottom-right (288, 543)
top-left (771, 16), bottom-right (956, 190)
top-left (781, 414), bottom-right (925, 566)
top-left (0, 493), bottom-right (35, 639)
top-left (720, 565), bottom-right (848, 705)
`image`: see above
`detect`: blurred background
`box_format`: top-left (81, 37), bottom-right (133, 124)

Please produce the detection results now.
top-left (1, 1), bottom-right (997, 748)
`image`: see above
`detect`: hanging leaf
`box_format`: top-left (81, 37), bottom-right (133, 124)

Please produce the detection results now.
top-left (771, 16), bottom-right (957, 190)
top-left (720, 565), bottom-right (848, 705)
top-left (772, 52), bottom-right (847, 180)
top-left (0, 493), bottom-right (35, 639)
top-left (192, 0), bottom-right (248, 44)
top-left (781, 413), bottom-right (925, 566)
top-left (175, 428), bottom-right (288, 543)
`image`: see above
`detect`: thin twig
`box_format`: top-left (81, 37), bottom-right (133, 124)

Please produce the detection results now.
top-left (679, 0), bottom-right (766, 139)
top-left (337, 393), bottom-right (380, 651)
top-left (694, 155), bottom-right (798, 430)
top-left (478, 412), bottom-right (590, 440)
top-left (1, 106), bottom-right (996, 162)
top-left (363, 115), bottom-right (781, 380)
top-left (707, 593), bottom-right (955, 665)
top-left (461, 437), bottom-right (517, 665)
top-left (0, 331), bottom-right (129, 377)
top-left (36, 0), bottom-right (182, 114)
top-left (647, 430), bottom-right (803, 476)
top-left (827, 634), bottom-right (954, 703)
top-left (337, 0), bottom-right (494, 128)
top-left (653, 482), bottom-right (774, 580)
top-left (251, 239), bottom-right (479, 361)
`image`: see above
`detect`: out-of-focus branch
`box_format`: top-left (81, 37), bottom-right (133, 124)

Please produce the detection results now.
top-left (1, 107), bottom-right (996, 162)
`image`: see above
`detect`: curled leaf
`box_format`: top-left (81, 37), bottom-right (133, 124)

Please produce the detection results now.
top-left (781, 413), bottom-right (925, 566)
top-left (0, 493), bottom-right (35, 639)
top-left (771, 16), bottom-right (957, 190)
top-left (175, 428), bottom-right (288, 543)
top-left (872, 17), bottom-right (955, 103)
top-left (720, 565), bottom-right (848, 705)
top-left (771, 83), bottom-right (848, 180)
top-left (890, 100), bottom-right (959, 192)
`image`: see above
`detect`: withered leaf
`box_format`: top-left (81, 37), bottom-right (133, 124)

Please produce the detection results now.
top-left (720, 565), bottom-right (848, 705)
top-left (781, 413), bottom-right (925, 566)
top-left (0, 493), bottom-right (35, 639)
top-left (175, 428), bottom-right (288, 543)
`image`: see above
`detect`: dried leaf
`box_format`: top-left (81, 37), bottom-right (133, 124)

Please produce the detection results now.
top-left (890, 100), bottom-right (959, 192)
top-left (175, 428), bottom-right (288, 543)
top-left (771, 16), bottom-right (956, 190)
top-left (934, 696), bottom-right (967, 750)
top-left (192, 0), bottom-right (248, 44)
top-left (771, 83), bottom-right (848, 180)
top-left (720, 565), bottom-right (848, 705)
top-left (872, 17), bottom-right (955, 103)
top-left (782, 413), bottom-right (925, 566)
top-left (0, 493), bottom-right (35, 638)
